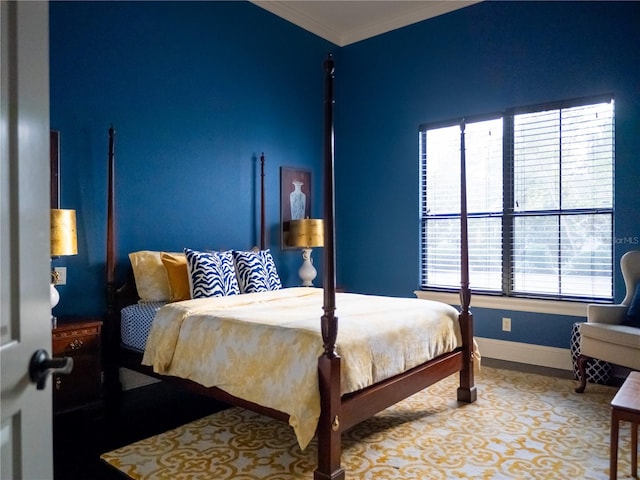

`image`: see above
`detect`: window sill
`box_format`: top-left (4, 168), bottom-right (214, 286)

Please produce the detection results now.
top-left (413, 290), bottom-right (589, 317)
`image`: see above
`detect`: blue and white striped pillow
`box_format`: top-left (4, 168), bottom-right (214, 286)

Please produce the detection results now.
top-left (184, 248), bottom-right (240, 298)
top-left (232, 249), bottom-right (282, 293)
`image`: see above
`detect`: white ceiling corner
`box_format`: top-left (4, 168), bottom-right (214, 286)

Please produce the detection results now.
top-left (251, 1), bottom-right (481, 47)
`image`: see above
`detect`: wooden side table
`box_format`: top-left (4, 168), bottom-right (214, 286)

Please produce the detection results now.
top-left (610, 371), bottom-right (639, 479)
top-left (52, 318), bottom-right (103, 414)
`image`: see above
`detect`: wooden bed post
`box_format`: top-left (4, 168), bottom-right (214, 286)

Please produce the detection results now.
top-left (260, 152), bottom-right (266, 250)
top-left (457, 119), bottom-right (477, 403)
top-left (104, 125), bottom-right (123, 408)
top-left (315, 53), bottom-right (345, 480)
top-left (105, 125), bottom-right (116, 319)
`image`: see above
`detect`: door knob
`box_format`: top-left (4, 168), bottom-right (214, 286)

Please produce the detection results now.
top-left (29, 349), bottom-right (74, 390)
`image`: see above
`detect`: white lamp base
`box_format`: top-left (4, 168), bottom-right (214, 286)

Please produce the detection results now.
top-left (50, 282), bottom-right (60, 328)
top-left (50, 283), bottom-right (60, 309)
top-left (298, 248), bottom-right (317, 287)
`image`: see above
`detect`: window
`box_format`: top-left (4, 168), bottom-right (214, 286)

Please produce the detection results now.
top-left (419, 96), bottom-right (614, 301)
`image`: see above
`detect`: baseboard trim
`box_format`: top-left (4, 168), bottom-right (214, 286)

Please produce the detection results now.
top-left (475, 337), bottom-right (573, 371)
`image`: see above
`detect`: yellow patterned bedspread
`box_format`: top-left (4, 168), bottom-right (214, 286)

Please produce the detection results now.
top-left (142, 287), bottom-right (462, 449)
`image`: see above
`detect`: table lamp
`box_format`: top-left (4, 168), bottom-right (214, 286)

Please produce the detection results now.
top-left (50, 209), bottom-right (78, 314)
top-left (289, 219), bottom-right (324, 287)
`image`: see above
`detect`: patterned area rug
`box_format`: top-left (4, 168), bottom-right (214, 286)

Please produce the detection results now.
top-left (101, 367), bottom-right (633, 479)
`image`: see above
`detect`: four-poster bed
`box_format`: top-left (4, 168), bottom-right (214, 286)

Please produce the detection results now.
top-left (103, 55), bottom-right (476, 480)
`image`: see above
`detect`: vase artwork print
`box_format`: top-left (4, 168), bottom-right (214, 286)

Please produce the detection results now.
top-left (280, 167), bottom-right (311, 249)
top-left (290, 181), bottom-right (306, 220)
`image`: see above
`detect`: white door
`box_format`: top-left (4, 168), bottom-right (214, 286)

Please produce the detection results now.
top-left (1, 1), bottom-right (54, 479)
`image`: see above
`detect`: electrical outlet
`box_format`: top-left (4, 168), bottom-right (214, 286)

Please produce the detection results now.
top-left (502, 317), bottom-right (511, 332)
top-left (53, 267), bottom-right (67, 285)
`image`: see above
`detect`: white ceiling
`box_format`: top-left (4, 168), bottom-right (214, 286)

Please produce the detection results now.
top-left (251, 1), bottom-right (481, 47)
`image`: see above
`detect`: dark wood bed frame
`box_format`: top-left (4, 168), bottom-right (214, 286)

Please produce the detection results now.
top-left (103, 55), bottom-right (476, 480)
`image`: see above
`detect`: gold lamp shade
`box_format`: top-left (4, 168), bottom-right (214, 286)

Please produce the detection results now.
top-left (51, 209), bottom-right (78, 257)
top-left (289, 219), bottom-right (324, 248)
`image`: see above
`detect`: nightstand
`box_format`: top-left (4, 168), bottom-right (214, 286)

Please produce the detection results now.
top-left (52, 318), bottom-right (103, 414)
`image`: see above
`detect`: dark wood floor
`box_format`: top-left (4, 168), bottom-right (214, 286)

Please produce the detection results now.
top-left (53, 382), bottom-right (228, 480)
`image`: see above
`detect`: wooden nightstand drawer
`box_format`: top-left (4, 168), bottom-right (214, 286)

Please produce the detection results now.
top-left (53, 330), bottom-right (100, 355)
top-left (52, 319), bottom-right (103, 414)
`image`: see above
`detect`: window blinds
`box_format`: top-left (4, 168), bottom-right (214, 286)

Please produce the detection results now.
top-left (511, 101), bottom-right (614, 298)
top-left (420, 97), bottom-right (614, 300)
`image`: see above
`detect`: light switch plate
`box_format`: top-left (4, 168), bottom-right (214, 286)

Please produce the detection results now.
top-left (54, 267), bottom-right (67, 285)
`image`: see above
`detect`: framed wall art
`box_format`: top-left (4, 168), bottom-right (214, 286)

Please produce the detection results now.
top-left (50, 130), bottom-right (60, 209)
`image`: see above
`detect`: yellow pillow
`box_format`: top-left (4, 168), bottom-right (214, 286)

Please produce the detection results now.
top-left (128, 251), bottom-right (172, 302)
top-left (160, 252), bottom-right (190, 302)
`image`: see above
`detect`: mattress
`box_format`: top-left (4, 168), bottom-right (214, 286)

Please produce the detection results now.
top-left (121, 301), bottom-right (166, 352)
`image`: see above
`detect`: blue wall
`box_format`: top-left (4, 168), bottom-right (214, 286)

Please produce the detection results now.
top-left (50, 1), bottom-right (332, 316)
top-left (51, 1), bottom-right (640, 351)
top-left (335, 1), bottom-right (640, 348)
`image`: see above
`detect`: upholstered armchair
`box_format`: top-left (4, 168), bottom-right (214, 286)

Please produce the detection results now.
top-left (575, 250), bottom-right (640, 393)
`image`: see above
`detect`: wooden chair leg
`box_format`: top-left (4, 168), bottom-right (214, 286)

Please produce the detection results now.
top-left (610, 409), bottom-right (619, 480)
top-left (632, 421), bottom-right (638, 478)
top-left (575, 354), bottom-right (590, 393)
